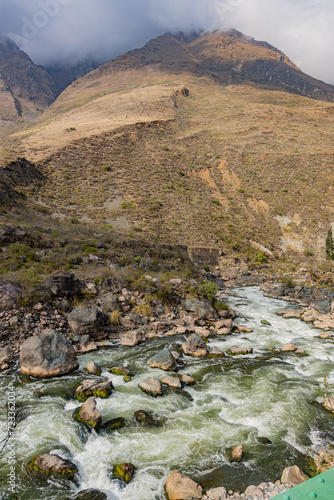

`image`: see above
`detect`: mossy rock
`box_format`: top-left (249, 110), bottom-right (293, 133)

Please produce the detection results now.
top-left (109, 367), bottom-right (133, 382)
top-left (261, 320), bottom-right (271, 325)
top-left (70, 489), bottom-right (108, 500)
top-left (75, 380), bottom-right (113, 402)
top-left (101, 417), bottom-right (127, 432)
top-left (72, 406), bottom-right (101, 430)
top-left (28, 454), bottom-right (78, 480)
top-left (112, 463), bottom-right (135, 483)
top-left (134, 410), bottom-right (163, 427)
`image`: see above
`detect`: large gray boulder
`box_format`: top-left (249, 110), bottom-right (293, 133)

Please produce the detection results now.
top-left (147, 348), bottom-right (177, 371)
top-left (0, 280), bottom-right (22, 308)
top-left (20, 331), bottom-right (78, 378)
top-left (185, 298), bottom-right (215, 319)
top-left (68, 305), bottom-right (105, 337)
top-left (182, 334), bottom-right (209, 357)
top-left (165, 470), bottom-right (203, 500)
top-left (43, 272), bottom-right (81, 297)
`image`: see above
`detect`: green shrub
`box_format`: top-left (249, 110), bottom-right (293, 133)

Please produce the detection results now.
top-left (279, 276), bottom-right (295, 288)
top-left (326, 228), bottom-right (334, 260)
top-left (197, 280), bottom-right (218, 305)
top-left (214, 302), bottom-right (229, 312)
top-left (203, 265), bottom-right (210, 272)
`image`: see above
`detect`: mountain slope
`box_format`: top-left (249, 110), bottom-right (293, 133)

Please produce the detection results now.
top-left (0, 37), bottom-right (58, 126)
top-left (1, 30), bottom-right (334, 268)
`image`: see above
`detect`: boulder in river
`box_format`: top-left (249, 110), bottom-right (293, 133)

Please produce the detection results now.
top-left (311, 448), bottom-right (334, 474)
top-left (74, 397), bottom-right (102, 430)
top-left (109, 366), bottom-right (132, 382)
top-left (161, 376), bottom-right (182, 389)
top-left (147, 348), bottom-right (177, 371)
top-left (281, 343), bottom-right (298, 352)
top-left (134, 410), bottom-right (162, 427)
top-left (229, 444), bottom-right (245, 462)
top-left (68, 305), bottom-right (106, 337)
top-left (20, 331), bottom-right (78, 378)
top-left (101, 417), bottom-right (127, 432)
top-left (181, 334), bottom-right (209, 357)
top-left (181, 374), bottom-right (196, 386)
top-left (226, 346), bottom-right (253, 356)
top-left (322, 396), bottom-right (334, 413)
top-left (138, 377), bottom-right (163, 397)
top-left (75, 379), bottom-right (113, 402)
top-left (281, 465), bottom-right (308, 486)
top-left (28, 454), bottom-right (78, 480)
top-left (85, 361), bottom-right (101, 376)
top-left (185, 298), bottom-right (215, 319)
top-left (113, 463), bottom-right (135, 483)
top-left (43, 271), bottom-right (81, 297)
top-left (165, 470), bottom-right (203, 500)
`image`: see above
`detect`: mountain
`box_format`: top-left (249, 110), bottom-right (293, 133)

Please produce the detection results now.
top-left (46, 57), bottom-right (99, 93)
top-left (0, 37), bottom-right (58, 126)
top-left (1, 30), bottom-right (334, 271)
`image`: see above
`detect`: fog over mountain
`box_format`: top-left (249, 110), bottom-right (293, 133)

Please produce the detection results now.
top-left (0, 0), bottom-right (333, 84)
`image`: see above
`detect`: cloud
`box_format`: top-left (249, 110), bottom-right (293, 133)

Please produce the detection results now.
top-left (1, 0), bottom-right (333, 84)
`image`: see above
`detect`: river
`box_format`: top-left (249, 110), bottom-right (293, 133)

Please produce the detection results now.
top-left (0, 286), bottom-right (333, 499)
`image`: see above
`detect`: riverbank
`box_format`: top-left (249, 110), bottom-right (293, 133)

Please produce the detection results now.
top-left (1, 269), bottom-right (334, 499)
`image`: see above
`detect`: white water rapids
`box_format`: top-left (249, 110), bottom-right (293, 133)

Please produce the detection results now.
top-left (0, 286), bottom-right (334, 500)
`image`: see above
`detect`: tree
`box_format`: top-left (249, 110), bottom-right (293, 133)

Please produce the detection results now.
top-left (326, 227), bottom-right (334, 260)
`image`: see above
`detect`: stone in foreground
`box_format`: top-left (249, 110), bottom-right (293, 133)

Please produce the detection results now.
top-left (203, 486), bottom-right (227, 500)
top-left (28, 454), bottom-right (78, 479)
top-left (75, 379), bottom-right (113, 402)
top-left (138, 377), bottom-right (163, 397)
top-left (121, 331), bottom-right (144, 347)
top-left (165, 470), bottom-right (203, 500)
top-left (20, 330), bottom-right (78, 378)
top-left (147, 348), bottom-right (177, 371)
top-left (182, 334), bottom-right (209, 357)
top-left (281, 465), bottom-right (308, 486)
top-left (75, 397), bottom-right (102, 430)
top-left (113, 463), bottom-right (135, 483)
top-left (281, 343), bottom-right (298, 352)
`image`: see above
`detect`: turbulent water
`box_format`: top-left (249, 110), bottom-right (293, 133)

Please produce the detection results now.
top-left (1, 287), bottom-right (334, 500)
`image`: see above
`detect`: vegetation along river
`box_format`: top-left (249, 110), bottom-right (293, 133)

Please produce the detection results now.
top-left (0, 286), bottom-right (333, 499)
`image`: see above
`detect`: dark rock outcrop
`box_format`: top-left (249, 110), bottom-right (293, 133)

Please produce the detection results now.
top-left (43, 271), bottom-right (81, 298)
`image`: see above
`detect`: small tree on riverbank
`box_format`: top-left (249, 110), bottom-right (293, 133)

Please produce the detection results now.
top-left (326, 227), bottom-right (334, 260)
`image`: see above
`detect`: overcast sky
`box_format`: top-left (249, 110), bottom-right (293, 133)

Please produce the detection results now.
top-left (0, 0), bottom-right (333, 84)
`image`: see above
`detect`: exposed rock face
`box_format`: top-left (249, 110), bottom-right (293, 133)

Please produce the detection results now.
top-left (112, 463), bottom-right (135, 483)
top-left (182, 334), bottom-right (209, 357)
top-left (68, 305), bottom-right (106, 337)
top-left (75, 379), bottom-right (113, 402)
top-left (138, 377), bottom-right (163, 397)
top-left (147, 348), bottom-right (177, 371)
top-left (98, 293), bottom-right (120, 313)
top-left (281, 465), bottom-right (308, 486)
top-left (0, 36), bottom-right (58, 123)
top-left (43, 272), bottom-right (81, 297)
top-left (20, 331), bottom-right (78, 377)
top-left (76, 397), bottom-right (102, 430)
top-left (185, 298), bottom-right (215, 319)
top-left (0, 280), bottom-right (22, 308)
top-left (312, 448), bottom-right (334, 474)
top-left (28, 454), bottom-right (78, 479)
top-left (165, 470), bottom-right (203, 500)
